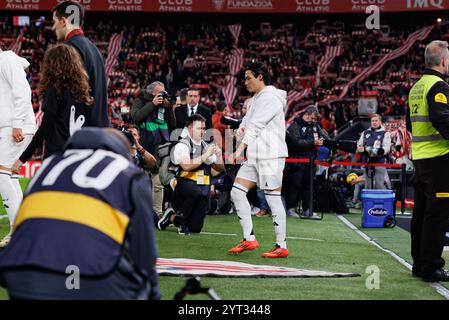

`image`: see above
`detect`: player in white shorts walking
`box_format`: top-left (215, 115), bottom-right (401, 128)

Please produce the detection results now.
top-left (0, 48), bottom-right (36, 248)
top-left (228, 62), bottom-right (289, 258)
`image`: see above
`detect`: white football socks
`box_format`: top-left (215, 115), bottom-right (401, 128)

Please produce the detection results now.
top-left (0, 170), bottom-right (21, 228)
top-left (11, 175), bottom-right (23, 204)
top-left (231, 183), bottom-right (255, 241)
top-left (265, 190), bottom-right (287, 249)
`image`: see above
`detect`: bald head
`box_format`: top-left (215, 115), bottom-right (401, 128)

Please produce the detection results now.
top-left (425, 40), bottom-right (449, 74)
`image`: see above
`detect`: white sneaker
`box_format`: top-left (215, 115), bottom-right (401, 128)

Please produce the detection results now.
top-left (0, 231), bottom-right (12, 248)
top-left (251, 207), bottom-right (260, 216)
top-left (300, 210), bottom-right (321, 220)
top-left (287, 208), bottom-right (300, 218)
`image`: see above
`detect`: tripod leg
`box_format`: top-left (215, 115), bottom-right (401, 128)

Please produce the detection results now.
top-left (309, 157), bottom-right (314, 217)
top-left (370, 167), bottom-right (375, 189)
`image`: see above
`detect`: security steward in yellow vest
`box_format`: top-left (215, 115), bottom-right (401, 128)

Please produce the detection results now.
top-left (0, 128), bottom-right (160, 299)
top-left (157, 114), bottom-right (224, 235)
top-left (407, 40), bottom-right (449, 282)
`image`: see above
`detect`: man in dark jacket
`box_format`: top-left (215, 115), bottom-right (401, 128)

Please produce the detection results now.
top-left (132, 81), bottom-right (176, 155)
top-left (407, 40), bottom-right (449, 282)
top-left (0, 128), bottom-right (159, 300)
top-left (131, 81), bottom-right (176, 218)
top-left (175, 88), bottom-right (212, 130)
top-left (51, 1), bottom-right (109, 128)
top-left (283, 106), bottom-right (328, 219)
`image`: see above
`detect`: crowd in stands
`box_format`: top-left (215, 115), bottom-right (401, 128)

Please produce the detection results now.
top-left (0, 12), bottom-right (426, 235)
top-left (1, 15), bottom-right (448, 136)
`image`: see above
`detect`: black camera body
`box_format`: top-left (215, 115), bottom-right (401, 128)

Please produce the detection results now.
top-left (323, 139), bottom-right (357, 153)
top-left (364, 146), bottom-right (385, 158)
top-left (117, 127), bottom-right (134, 146)
top-left (159, 90), bottom-right (177, 105)
top-left (220, 116), bottom-right (242, 130)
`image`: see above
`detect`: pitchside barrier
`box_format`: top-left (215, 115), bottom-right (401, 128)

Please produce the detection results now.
top-left (285, 157), bottom-right (406, 217)
top-left (21, 157), bottom-right (406, 215)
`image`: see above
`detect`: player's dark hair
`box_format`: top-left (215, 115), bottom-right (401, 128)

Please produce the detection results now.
top-left (188, 88), bottom-right (201, 94)
top-left (186, 114), bottom-right (206, 127)
top-left (245, 62), bottom-right (271, 85)
top-left (52, 1), bottom-right (85, 27)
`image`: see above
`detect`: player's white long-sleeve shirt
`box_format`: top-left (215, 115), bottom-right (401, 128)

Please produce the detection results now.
top-left (0, 51), bottom-right (36, 136)
top-left (241, 85), bottom-right (288, 160)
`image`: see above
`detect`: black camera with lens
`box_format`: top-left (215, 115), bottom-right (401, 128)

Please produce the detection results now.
top-left (364, 146), bottom-right (385, 158)
top-left (220, 116), bottom-right (242, 130)
top-left (323, 139), bottom-right (358, 153)
top-left (118, 127), bottom-right (134, 146)
top-left (159, 90), bottom-right (177, 105)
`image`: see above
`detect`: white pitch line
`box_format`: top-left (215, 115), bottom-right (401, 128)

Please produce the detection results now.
top-left (199, 232), bottom-right (324, 242)
top-left (337, 215), bottom-right (449, 300)
top-left (201, 232), bottom-right (237, 236)
top-left (287, 236), bottom-right (324, 242)
top-left (0, 215), bottom-right (8, 220)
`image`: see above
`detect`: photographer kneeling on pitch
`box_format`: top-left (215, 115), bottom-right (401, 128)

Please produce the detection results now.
top-left (158, 114), bottom-right (224, 235)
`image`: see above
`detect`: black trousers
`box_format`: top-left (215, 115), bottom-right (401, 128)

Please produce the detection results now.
top-left (282, 164), bottom-right (311, 211)
top-left (411, 153), bottom-right (449, 275)
top-left (175, 179), bottom-right (210, 233)
top-left (0, 258), bottom-right (157, 300)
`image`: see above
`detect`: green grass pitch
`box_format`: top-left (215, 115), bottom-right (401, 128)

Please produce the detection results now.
top-left (0, 180), bottom-right (447, 300)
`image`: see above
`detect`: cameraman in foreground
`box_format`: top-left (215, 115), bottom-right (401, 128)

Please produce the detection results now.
top-left (356, 114), bottom-right (391, 189)
top-left (284, 106), bottom-right (328, 219)
top-left (131, 81), bottom-right (176, 218)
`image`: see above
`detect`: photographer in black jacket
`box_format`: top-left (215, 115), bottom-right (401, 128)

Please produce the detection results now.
top-left (283, 106), bottom-right (329, 219)
top-left (131, 81), bottom-right (176, 218)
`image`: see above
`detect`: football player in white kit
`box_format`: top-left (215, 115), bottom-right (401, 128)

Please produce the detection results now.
top-left (0, 48), bottom-right (36, 248)
top-left (228, 62), bottom-right (289, 258)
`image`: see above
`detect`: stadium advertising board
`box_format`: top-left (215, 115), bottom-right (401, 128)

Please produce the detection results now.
top-left (1, 0), bottom-right (448, 12)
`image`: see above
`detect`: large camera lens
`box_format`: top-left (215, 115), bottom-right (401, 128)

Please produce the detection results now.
top-left (159, 91), bottom-right (176, 104)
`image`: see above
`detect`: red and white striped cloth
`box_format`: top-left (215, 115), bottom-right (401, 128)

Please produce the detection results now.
top-left (336, 25), bottom-right (434, 100)
top-left (9, 28), bottom-right (25, 55)
top-left (285, 45), bottom-right (342, 115)
top-left (222, 31), bottom-right (244, 108)
top-left (286, 88), bottom-right (312, 115)
top-left (228, 24), bottom-right (242, 44)
top-left (229, 48), bottom-right (244, 76)
top-left (222, 75), bottom-right (238, 108)
top-left (105, 33), bottom-right (124, 87)
top-left (110, 88), bottom-right (140, 96)
top-left (287, 25), bottom-right (433, 125)
top-left (316, 44), bottom-right (343, 85)
top-left (35, 108), bottom-right (44, 129)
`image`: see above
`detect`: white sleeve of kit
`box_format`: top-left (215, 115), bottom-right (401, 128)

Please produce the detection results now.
top-left (172, 143), bottom-right (190, 165)
top-left (2, 60), bottom-right (32, 129)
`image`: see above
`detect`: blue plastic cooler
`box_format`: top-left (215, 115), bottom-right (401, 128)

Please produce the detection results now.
top-left (361, 189), bottom-right (395, 228)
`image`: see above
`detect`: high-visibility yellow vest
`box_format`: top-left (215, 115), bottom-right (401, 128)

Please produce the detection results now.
top-left (409, 74), bottom-right (449, 160)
